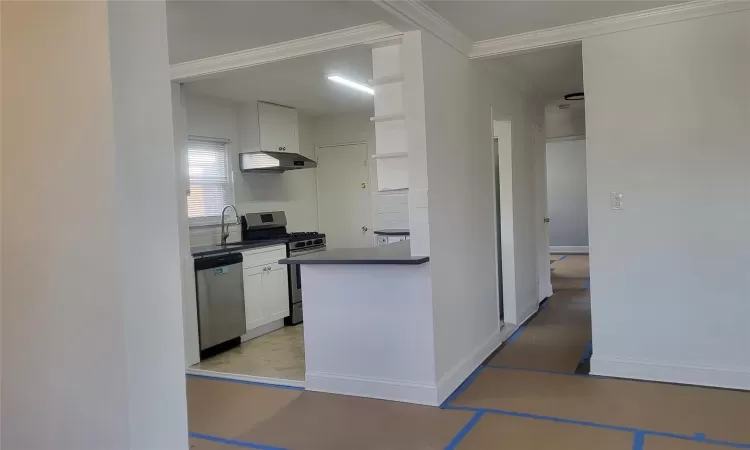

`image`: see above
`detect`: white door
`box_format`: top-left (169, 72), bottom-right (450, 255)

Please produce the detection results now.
top-left (316, 143), bottom-right (371, 249)
top-left (263, 264), bottom-right (290, 322)
top-left (243, 265), bottom-right (265, 331)
top-left (533, 124), bottom-right (553, 299)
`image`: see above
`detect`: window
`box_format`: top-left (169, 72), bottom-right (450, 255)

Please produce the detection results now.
top-left (187, 137), bottom-right (232, 225)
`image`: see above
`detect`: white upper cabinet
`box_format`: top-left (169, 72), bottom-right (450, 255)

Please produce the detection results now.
top-left (258, 102), bottom-right (299, 154)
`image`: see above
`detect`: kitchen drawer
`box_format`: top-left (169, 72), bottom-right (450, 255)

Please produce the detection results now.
top-left (242, 245), bottom-right (287, 269)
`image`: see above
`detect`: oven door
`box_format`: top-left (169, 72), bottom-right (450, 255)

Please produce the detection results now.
top-left (287, 245), bottom-right (326, 325)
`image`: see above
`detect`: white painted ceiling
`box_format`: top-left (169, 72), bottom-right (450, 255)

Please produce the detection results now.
top-left (424, 1), bottom-right (681, 42)
top-left (183, 45), bottom-right (374, 116)
top-left (481, 42), bottom-right (583, 104)
top-left (166, 0), bottom-right (391, 64)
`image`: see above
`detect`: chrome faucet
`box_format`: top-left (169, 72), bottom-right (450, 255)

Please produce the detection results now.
top-left (220, 205), bottom-right (240, 246)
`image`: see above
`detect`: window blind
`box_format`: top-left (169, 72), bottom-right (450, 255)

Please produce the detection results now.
top-left (187, 138), bottom-right (231, 224)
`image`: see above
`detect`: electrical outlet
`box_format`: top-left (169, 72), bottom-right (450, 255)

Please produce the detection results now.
top-left (610, 192), bottom-right (624, 210)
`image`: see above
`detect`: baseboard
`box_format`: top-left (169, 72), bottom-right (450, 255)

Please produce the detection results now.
top-left (305, 371), bottom-right (438, 406)
top-left (435, 327), bottom-right (505, 405)
top-left (515, 302), bottom-right (539, 327)
top-left (241, 319), bottom-right (284, 342)
top-left (591, 356), bottom-right (750, 391)
top-left (185, 368), bottom-right (305, 389)
top-left (550, 246), bottom-right (589, 254)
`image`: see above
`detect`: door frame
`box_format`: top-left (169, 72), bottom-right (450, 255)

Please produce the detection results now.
top-left (314, 141), bottom-right (374, 247)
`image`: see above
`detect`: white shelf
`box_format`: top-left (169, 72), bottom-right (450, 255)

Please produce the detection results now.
top-left (369, 74), bottom-right (404, 86)
top-left (378, 187), bottom-right (409, 193)
top-left (372, 152), bottom-right (408, 160)
top-left (370, 114), bottom-right (405, 123)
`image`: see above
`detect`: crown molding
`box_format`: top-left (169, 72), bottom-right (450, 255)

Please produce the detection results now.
top-left (170, 22), bottom-right (402, 82)
top-left (470, 0), bottom-right (750, 59)
top-left (373, 0), bottom-right (474, 56)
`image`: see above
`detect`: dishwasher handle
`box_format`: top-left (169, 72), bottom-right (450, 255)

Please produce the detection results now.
top-left (194, 252), bottom-right (243, 271)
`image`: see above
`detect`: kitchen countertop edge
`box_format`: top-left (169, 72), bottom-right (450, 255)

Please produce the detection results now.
top-left (373, 229), bottom-right (411, 236)
top-left (278, 241), bottom-right (429, 266)
top-left (191, 239), bottom-right (287, 258)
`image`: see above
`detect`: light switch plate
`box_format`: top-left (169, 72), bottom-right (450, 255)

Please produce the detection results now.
top-left (610, 192), bottom-right (624, 210)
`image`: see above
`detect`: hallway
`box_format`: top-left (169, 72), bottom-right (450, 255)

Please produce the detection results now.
top-left (187, 255), bottom-right (750, 450)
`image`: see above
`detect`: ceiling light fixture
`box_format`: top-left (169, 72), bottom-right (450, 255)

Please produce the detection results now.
top-left (564, 92), bottom-right (585, 101)
top-left (327, 75), bottom-right (374, 95)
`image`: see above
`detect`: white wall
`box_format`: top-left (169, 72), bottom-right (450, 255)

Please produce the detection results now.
top-left (584, 10), bottom-right (750, 389)
top-left (546, 139), bottom-right (589, 248)
top-left (545, 101), bottom-right (586, 139)
top-left (2, 2), bottom-right (187, 448)
top-left (415, 31), bottom-right (544, 402)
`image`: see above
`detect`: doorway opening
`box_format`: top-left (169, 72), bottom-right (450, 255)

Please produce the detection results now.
top-left (175, 44), bottom-right (378, 387)
top-left (482, 41), bottom-right (593, 373)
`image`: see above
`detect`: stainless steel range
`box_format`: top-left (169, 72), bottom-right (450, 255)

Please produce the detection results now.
top-left (240, 211), bottom-right (325, 325)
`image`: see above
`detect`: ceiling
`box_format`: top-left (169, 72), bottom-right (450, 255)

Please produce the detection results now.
top-left (481, 42), bottom-right (583, 104)
top-left (424, 1), bottom-right (681, 42)
top-left (183, 45), bottom-right (374, 116)
top-left (166, 0), bottom-right (391, 64)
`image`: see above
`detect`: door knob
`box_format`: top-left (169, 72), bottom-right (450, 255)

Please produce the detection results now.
top-left (362, 226), bottom-right (368, 232)
top-left (544, 217), bottom-right (550, 223)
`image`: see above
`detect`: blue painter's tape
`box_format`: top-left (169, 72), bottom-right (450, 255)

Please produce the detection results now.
top-left (632, 431), bottom-right (645, 450)
top-left (557, 255), bottom-right (568, 261)
top-left (443, 405), bottom-right (750, 449)
top-left (702, 438), bottom-right (750, 449)
top-left (190, 432), bottom-right (289, 450)
top-left (441, 366), bottom-right (485, 408)
top-left (445, 404), bottom-right (642, 434)
top-left (579, 341), bottom-right (593, 364)
top-left (584, 279), bottom-right (591, 289)
top-left (506, 326), bottom-right (525, 344)
top-left (444, 411), bottom-right (485, 450)
top-left (186, 374), bottom-right (305, 391)
top-left (483, 364), bottom-right (608, 379)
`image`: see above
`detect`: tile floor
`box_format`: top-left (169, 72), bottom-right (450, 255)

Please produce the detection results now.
top-left (190, 324), bottom-right (305, 381)
top-left (186, 255), bottom-right (750, 450)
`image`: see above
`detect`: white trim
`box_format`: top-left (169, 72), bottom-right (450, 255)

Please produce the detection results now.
top-left (547, 135), bottom-right (586, 143)
top-left (470, 0), bottom-right (750, 59)
top-left (591, 357), bottom-right (750, 391)
top-left (170, 22), bottom-right (402, 82)
top-left (436, 324), bottom-right (513, 404)
top-left (185, 368), bottom-right (306, 389)
top-left (305, 371), bottom-right (439, 406)
top-left (515, 302), bottom-right (539, 327)
top-left (550, 246), bottom-right (589, 254)
top-left (373, 0), bottom-right (474, 55)
top-left (240, 319), bottom-right (284, 343)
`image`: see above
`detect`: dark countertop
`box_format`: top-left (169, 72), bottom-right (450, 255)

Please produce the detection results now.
top-left (279, 240), bottom-right (429, 265)
top-left (191, 239), bottom-right (287, 258)
top-left (373, 229), bottom-right (410, 236)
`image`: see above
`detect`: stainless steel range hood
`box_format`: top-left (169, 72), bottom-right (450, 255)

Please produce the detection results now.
top-left (239, 151), bottom-right (317, 173)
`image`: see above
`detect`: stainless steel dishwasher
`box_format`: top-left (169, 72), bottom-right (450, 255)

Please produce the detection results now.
top-left (194, 252), bottom-right (246, 358)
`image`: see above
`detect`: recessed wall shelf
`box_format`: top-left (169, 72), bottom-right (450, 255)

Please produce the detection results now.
top-left (372, 152), bottom-right (408, 160)
top-left (369, 74), bottom-right (405, 86)
top-left (370, 114), bottom-right (406, 123)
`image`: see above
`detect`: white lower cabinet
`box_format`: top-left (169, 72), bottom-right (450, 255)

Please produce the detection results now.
top-left (243, 266), bottom-right (266, 331)
top-left (263, 264), bottom-right (290, 322)
top-left (241, 246), bottom-right (290, 333)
